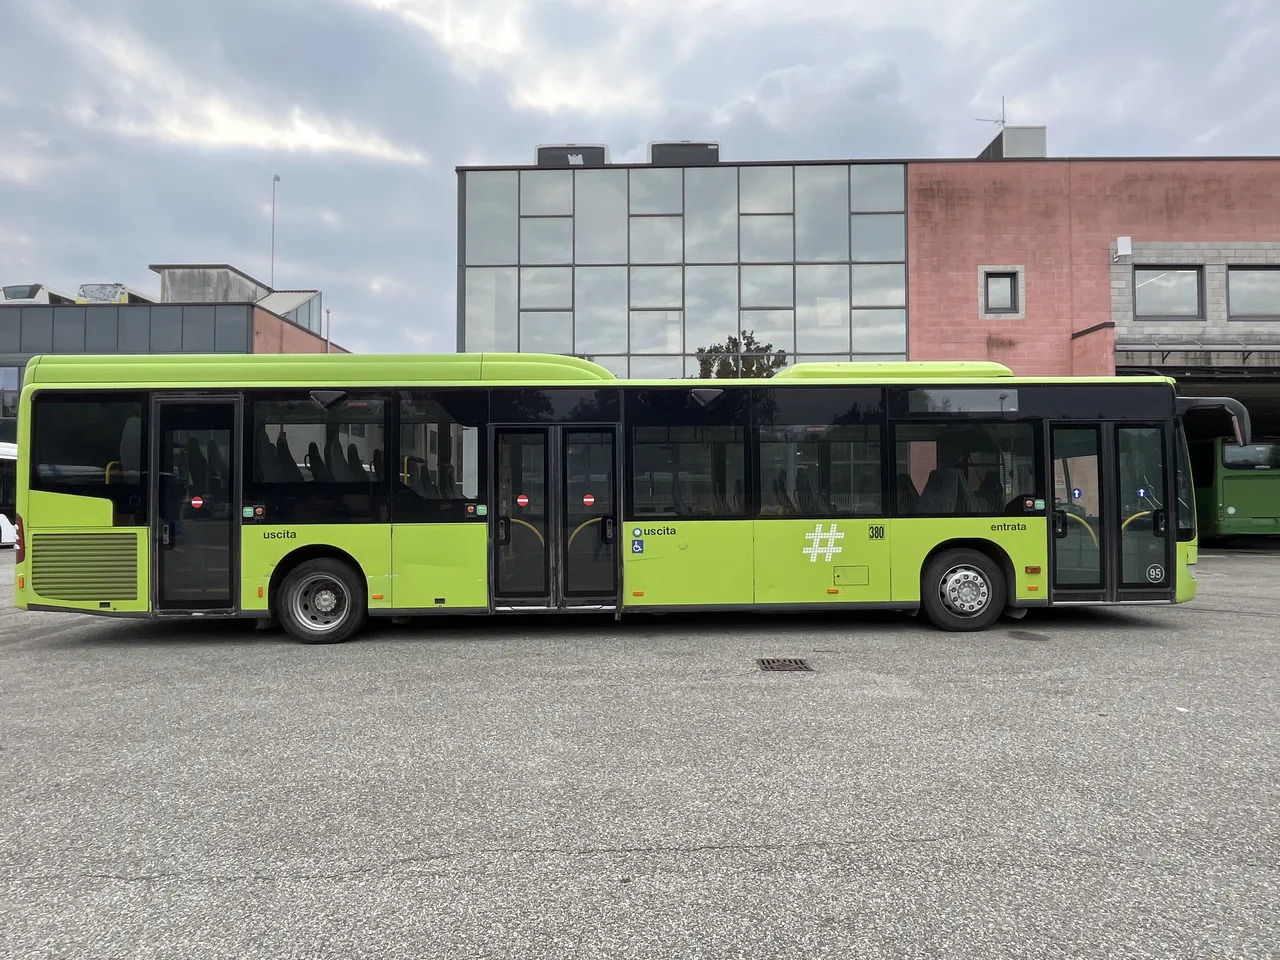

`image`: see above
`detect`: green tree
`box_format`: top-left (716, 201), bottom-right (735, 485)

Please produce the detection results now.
top-left (691, 329), bottom-right (788, 379)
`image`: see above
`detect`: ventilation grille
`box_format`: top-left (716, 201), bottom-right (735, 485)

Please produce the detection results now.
top-left (31, 533), bottom-right (139, 602)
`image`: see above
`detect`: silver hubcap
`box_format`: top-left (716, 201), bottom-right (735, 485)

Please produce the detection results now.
top-left (939, 564), bottom-right (991, 618)
top-left (291, 574), bottom-right (349, 633)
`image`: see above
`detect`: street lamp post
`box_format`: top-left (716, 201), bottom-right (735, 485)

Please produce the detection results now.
top-left (270, 173), bottom-right (281, 288)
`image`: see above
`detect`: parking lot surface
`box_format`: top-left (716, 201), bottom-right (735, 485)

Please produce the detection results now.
top-left (2, 549), bottom-right (1278, 959)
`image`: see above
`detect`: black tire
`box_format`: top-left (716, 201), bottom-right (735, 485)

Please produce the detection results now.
top-left (276, 558), bottom-right (367, 644)
top-left (921, 548), bottom-right (1007, 632)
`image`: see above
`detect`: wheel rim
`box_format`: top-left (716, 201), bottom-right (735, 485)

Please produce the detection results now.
top-left (290, 574), bottom-right (350, 634)
top-left (938, 564), bottom-right (992, 618)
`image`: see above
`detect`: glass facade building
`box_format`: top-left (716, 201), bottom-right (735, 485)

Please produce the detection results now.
top-left (458, 161), bottom-right (909, 377)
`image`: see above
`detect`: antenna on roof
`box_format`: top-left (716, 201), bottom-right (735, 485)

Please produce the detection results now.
top-left (975, 96), bottom-right (1007, 129)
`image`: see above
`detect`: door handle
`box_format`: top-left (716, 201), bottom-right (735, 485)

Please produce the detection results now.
top-left (1152, 508), bottom-right (1168, 536)
top-left (497, 516), bottom-right (510, 545)
top-left (160, 521), bottom-right (171, 546)
top-left (602, 517), bottom-right (615, 544)
top-left (1053, 509), bottom-right (1068, 539)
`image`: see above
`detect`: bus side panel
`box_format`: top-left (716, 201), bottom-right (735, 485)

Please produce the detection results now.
top-left (622, 521), bottom-right (753, 607)
top-left (888, 518), bottom-right (1049, 604)
top-left (240, 524), bottom-right (393, 615)
top-left (18, 491), bottom-right (149, 613)
top-left (390, 523), bottom-right (488, 610)
top-left (1217, 473), bottom-right (1280, 535)
top-left (752, 519), bottom-right (891, 605)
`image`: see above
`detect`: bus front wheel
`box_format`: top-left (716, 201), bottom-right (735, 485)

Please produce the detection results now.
top-left (921, 548), bottom-right (1006, 632)
top-left (277, 558), bottom-right (367, 644)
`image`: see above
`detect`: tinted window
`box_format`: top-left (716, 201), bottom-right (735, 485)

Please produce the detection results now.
top-left (491, 388), bottom-right (620, 423)
top-left (630, 216), bottom-right (683, 264)
top-left (214, 305), bottom-right (248, 352)
top-left (627, 388), bottom-right (749, 519)
top-left (520, 218), bottom-right (573, 265)
top-left (20, 307), bottom-right (53, 353)
top-left (247, 393), bottom-right (389, 523)
top-left (894, 422), bottom-right (1039, 516)
top-left (520, 169), bottom-right (573, 216)
top-left (574, 169), bottom-right (627, 264)
top-left (850, 214), bottom-right (905, 262)
top-left (519, 267), bottom-right (572, 310)
top-left (465, 171), bottom-right (518, 265)
top-left (31, 393), bottom-right (147, 524)
top-left (850, 164), bottom-right (904, 212)
top-left (1222, 442), bottom-right (1280, 469)
top-left (397, 391), bottom-right (486, 522)
top-left (758, 387), bottom-right (884, 518)
top-left (794, 165), bottom-right (849, 262)
top-left (684, 167), bottom-right (738, 263)
top-left (740, 166), bottom-right (793, 214)
top-left (180, 306), bottom-right (214, 351)
top-left (629, 167), bottom-right (682, 215)
top-left (52, 307), bottom-right (86, 351)
top-left (574, 267), bottom-right (627, 355)
top-left (464, 268), bottom-right (518, 351)
top-left (1186, 440), bottom-right (1215, 487)
top-left (740, 215), bottom-right (793, 262)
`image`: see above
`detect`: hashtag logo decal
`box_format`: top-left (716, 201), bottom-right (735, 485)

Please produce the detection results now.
top-left (802, 523), bottom-right (844, 562)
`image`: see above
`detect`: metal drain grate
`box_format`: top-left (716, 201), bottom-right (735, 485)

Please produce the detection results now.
top-left (757, 657), bottom-right (813, 672)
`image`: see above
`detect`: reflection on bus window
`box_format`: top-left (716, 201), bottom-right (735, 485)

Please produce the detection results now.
top-left (758, 424), bottom-right (881, 516)
top-left (894, 422), bottom-right (1038, 516)
top-left (250, 395), bottom-right (384, 484)
top-left (398, 393), bottom-right (482, 522)
top-left (631, 425), bottom-right (745, 518)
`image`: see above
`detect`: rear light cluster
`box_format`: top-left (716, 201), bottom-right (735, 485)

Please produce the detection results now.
top-left (14, 513), bottom-right (23, 565)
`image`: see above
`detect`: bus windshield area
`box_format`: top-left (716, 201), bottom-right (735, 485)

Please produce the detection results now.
top-left (1222, 442), bottom-right (1280, 469)
top-left (2, 284), bottom-right (40, 300)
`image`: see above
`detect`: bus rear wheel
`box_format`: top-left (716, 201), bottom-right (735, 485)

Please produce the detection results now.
top-left (921, 548), bottom-right (1006, 632)
top-left (277, 558), bottom-right (367, 644)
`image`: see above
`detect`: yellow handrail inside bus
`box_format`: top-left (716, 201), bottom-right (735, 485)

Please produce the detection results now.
top-left (567, 517), bottom-right (601, 549)
top-left (1064, 511), bottom-right (1099, 549)
top-left (105, 460), bottom-right (118, 484)
top-left (509, 517), bottom-right (545, 546)
top-left (1122, 511), bottom-right (1152, 531)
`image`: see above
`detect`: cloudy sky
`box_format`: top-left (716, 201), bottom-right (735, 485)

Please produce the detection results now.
top-left (3, 0), bottom-right (1278, 353)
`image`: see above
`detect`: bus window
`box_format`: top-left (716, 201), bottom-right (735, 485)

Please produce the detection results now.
top-left (396, 391), bottom-right (486, 521)
top-left (30, 394), bottom-right (148, 524)
top-left (1222, 442), bottom-right (1280, 469)
top-left (249, 394), bottom-right (386, 485)
top-left (758, 424), bottom-right (881, 516)
top-left (894, 422), bottom-right (1038, 516)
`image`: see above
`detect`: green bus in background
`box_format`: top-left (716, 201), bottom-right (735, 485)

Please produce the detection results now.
top-left (13, 353), bottom-right (1249, 643)
top-left (1188, 435), bottom-right (1280, 538)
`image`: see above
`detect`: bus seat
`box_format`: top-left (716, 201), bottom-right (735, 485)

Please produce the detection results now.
top-left (119, 416), bottom-right (141, 476)
top-left (185, 438), bottom-right (208, 490)
top-left (978, 470), bottom-right (1002, 511)
top-left (254, 425), bottom-right (277, 482)
top-left (276, 433), bottom-right (305, 482)
top-left (371, 449), bottom-right (383, 481)
top-left (347, 443), bottom-right (366, 480)
top-left (895, 474), bottom-right (919, 514)
top-left (306, 442), bottom-right (332, 483)
top-left (206, 439), bottom-right (228, 489)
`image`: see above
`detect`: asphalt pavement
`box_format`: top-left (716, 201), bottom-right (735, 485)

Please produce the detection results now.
top-left (1, 548), bottom-right (1277, 959)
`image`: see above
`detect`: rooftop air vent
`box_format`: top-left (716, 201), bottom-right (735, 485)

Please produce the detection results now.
top-left (648, 141), bottom-right (720, 166)
top-left (535, 144), bottom-right (609, 167)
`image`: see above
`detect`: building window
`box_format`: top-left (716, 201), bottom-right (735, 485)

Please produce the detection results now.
top-left (1228, 267), bottom-right (1280, 318)
top-left (984, 272), bottom-right (1018, 313)
top-left (1134, 267), bottom-right (1202, 319)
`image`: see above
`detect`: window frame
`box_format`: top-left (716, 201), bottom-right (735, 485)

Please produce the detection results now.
top-left (1226, 265), bottom-right (1280, 320)
top-left (1133, 265), bottom-right (1204, 320)
top-left (983, 271), bottom-right (1019, 315)
top-left (889, 418), bottom-right (1043, 519)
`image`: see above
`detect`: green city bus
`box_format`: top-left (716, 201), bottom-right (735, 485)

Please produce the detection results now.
top-left (13, 353), bottom-right (1249, 643)
top-left (1188, 435), bottom-right (1280, 537)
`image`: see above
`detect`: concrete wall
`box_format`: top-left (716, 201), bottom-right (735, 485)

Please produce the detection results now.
top-left (252, 307), bottom-right (348, 354)
top-left (157, 267), bottom-right (270, 304)
top-left (906, 158), bottom-right (1280, 375)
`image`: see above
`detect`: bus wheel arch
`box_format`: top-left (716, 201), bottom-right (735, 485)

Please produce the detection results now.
top-left (269, 547), bottom-right (369, 644)
top-left (919, 539), bottom-right (1013, 632)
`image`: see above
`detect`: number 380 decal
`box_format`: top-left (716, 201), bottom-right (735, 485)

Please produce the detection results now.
top-left (868, 524), bottom-right (886, 540)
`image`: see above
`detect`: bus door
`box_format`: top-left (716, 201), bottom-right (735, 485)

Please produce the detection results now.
top-left (490, 425), bottom-right (620, 610)
top-left (1049, 422), bottom-right (1175, 603)
top-left (150, 397), bottom-right (241, 614)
